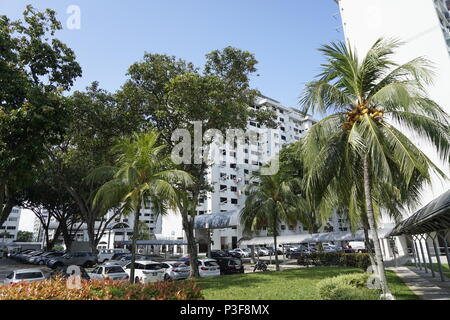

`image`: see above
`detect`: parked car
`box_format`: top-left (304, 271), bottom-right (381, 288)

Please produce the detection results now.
top-left (183, 258), bottom-right (221, 278)
top-left (88, 265), bottom-right (129, 281)
top-left (224, 250), bottom-right (242, 258)
top-left (30, 251), bottom-right (65, 265)
top-left (160, 261), bottom-right (190, 281)
top-left (210, 250), bottom-right (228, 258)
top-left (265, 246), bottom-right (283, 255)
top-left (286, 246), bottom-right (310, 259)
top-left (17, 250), bottom-right (44, 263)
top-left (24, 250), bottom-right (47, 264)
top-left (3, 269), bottom-right (46, 284)
top-left (47, 252), bottom-right (98, 269)
top-left (110, 252), bottom-right (129, 261)
top-left (104, 254), bottom-right (148, 267)
top-left (348, 241), bottom-right (366, 253)
top-left (255, 247), bottom-right (270, 256)
top-left (97, 248), bottom-right (130, 263)
top-left (214, 257), bottom-right (244, 275)
top-left (124, 261), bottom-right (165, 283)
top-left (14, 250), bottom-right (40, 263)
top-left (49, 266), bottom-right (91, 281)
top-left (230, 248), bottom-right (250, 257)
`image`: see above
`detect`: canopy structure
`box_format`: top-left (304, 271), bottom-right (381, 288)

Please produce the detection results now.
top-left (116, 239), bottom-right (188, 246)
top-left (194, 210), bottom-right (239, 230)
top-left (240, 228), bottom-right (393, 246)
top-left (389, 189), bottom-right (450, 236)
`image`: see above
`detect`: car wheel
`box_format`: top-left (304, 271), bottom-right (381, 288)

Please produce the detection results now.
top-left (83, 261), bottom-right (93, 268)
top-left (38, 261), bottom-right (44, 265)
top-left (164, 274), bottom-right (172, 281)
top-left (135, 277), bottom-right (141, 284)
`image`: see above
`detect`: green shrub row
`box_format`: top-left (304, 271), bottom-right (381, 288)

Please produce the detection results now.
top-left (297, 252), bottom-right (371, 270)
top-left (316, 273), bottom-right (380, 300)
top-left (0, 277), bottom-right (204, 300)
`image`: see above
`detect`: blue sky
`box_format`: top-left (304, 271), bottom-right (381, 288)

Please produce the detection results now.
top-left (3, 0), bottom-right (343, 108)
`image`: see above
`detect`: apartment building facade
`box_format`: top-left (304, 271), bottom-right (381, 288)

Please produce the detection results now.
top-left (191, 95), bottom-right (350, 251)
top-left (0, 207), bottom-right (21, 243)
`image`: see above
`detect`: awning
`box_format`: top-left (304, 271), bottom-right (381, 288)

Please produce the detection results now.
top-left (194, 211), bottom-right (239, 230)
top-left (389, 189), bottom-right (450, 236)
top-left (116, 239), bottom-right (188, 246)
top-left (240, 228), bottom-right (393, 246)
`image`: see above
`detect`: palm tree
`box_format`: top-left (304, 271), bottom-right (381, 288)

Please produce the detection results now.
top-left (240, 172), bottom-right (299, 271)
top-left (87, 131), bottom-right (193, 283)
top-left (300, 38), bottom-right (449, 297)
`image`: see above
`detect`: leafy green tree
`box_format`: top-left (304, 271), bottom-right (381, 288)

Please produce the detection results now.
top-left (300, 38), bottom-right (449, 296)
top-left (118, 47), bottom-right (276, 276)
top-left (0, 6), bottom-right (81, 225)
top-left (46, 83), bottom-right (138, 253)
top-left (16, 231), bottom-right (33, 242)
top-left (240, 172), bottom-right (299, 271)
top-left (137, 221), bottom-right (153, 241)
top-left (87, 131), bottom-right (192, 283)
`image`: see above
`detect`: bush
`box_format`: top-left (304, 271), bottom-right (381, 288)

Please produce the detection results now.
top-left (297, 252), bottom-right (371, 270)
top-left (0, 277), bottom-right (204, 300)
top-left (316, 273), bottom-right (380, 300)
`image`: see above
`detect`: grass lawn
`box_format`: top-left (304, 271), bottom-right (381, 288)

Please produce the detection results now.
top-left (196, 267), bottom-right (419, 300)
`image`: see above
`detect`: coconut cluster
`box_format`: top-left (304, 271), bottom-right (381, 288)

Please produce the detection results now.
top-left (341, 105), bottom-right (384, 131)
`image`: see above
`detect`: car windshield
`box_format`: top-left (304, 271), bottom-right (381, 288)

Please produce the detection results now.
top-left (144, 264), bottom-right (162, 270)
top-left (204, 261), bottom-right (219, 267)
top-left (105, 266), bottom-right (124, 274)
top-left (15, 272), bottom-right (43, 280)
top-left (169, 263), bottom-right (187, 268)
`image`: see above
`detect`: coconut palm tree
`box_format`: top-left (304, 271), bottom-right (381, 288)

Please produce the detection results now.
top-left (87, 131), bottom-right (193, 283)
top-left (300, 38), bottom-right (449, 297)
top-left (240, 172), bottom-right (300, 271)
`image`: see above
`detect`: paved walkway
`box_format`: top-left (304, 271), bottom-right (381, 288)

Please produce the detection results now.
top-left (390, 266), bottom-right (450, 300)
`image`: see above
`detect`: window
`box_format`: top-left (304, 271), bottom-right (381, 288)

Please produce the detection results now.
top-left (281, 225), bottom-right (286, 230)
top-left (220, 197), bottom-right (228, 204)
top-left (231, 199), bottom-right (238, 205)
top-left (244, 169), bottom-right (249, 174)
top-left (220, 185), bottom-right (227, 191)
top-left (230, 186), bottom-right (237, 192)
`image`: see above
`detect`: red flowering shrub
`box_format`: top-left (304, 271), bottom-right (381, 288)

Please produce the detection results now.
top-left (0, 277), bottom-right (204, 300)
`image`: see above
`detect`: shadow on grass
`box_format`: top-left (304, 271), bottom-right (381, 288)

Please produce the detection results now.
top-left (196, 267), bottom-right (361, 292)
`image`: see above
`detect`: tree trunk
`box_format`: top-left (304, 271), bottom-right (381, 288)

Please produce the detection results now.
top-left (46, 224), bottom-right (62, 251)
top-left (273, 233), bottom-right (280, 271)
top-left (362, 221), bottom-right (377, 272)
top-left (130, 203), bottom-right (141, 283)
top-left (363, 155), bottom-right (391, 297)
top-left (181, 212), bottom-right (200, 278)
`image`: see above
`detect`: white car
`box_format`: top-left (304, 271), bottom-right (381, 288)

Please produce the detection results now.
top-left (88, 265), bottom-right (129, 281)
top-left (197, 259), bottom-right (221, 278)
top-left (124, 260), bottom-right (165, 283)
top-left (3, 269), bottom-right (46, 285)
top-left (97, 248), bottom-right (130, 263)
top-left (160, 261), bottom-right (190, 280)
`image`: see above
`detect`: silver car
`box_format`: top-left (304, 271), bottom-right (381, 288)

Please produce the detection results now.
top-left (3, 269), bottom-right (46, 284)
top-left (160, 261), bottom-right (190, 280)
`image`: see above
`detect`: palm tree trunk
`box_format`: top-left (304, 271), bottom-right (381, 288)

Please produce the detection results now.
top-left (273, 233), bottom-right (280, 271)
top-left (363, 155), bottom-right (391, 297)
top-left (130, 202), bottom-right (141, 283)
top-left (362, 219), bottom-right (377, 272)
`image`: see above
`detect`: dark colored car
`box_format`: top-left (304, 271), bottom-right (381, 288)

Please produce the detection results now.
top-left (266, 247), bottom-right (283, 255)
top-left (11, 249), bottom-right (35, 261)
top-left (31, 251), bottom-right (65, 265)
top-left (214, 257), bottom-right (244, 275)
top-left (210, 250), bottom-right (228, 258)
top-left (224, 250), bottom-right (242, 258)
top-left (47, 252), bottom-right (98, 269)
top-left (49, 266), bottom-right (91, 281)
top-left (110, 252), bottom-right (128, 261)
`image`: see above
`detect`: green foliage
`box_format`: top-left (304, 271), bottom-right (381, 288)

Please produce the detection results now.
top-left (0, 5), bottom-right (81, 225)
top-left (15, 231), bottom-right (33, 242)
top-left (297, 252), bottom-right (371, 270)
top-left (0, 277), bottom-right (203, 300)
top-left (316, 273), bottom-right (380, 300)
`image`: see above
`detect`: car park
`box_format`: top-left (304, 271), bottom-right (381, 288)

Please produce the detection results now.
top-left (3, 269), bottom-right (46, 284)
top-left (182, 258), bottom-right (221, 278)
top-left (23, 250), bottom-right (46, 264)
top-left (104, 254), bottom-right (148, 267)
top-left (210, 250), bottom-right (228, 258)
top-left (214, 257), bottom-right (244, 275)
top-left (49, 266), bottom-right (91, 281)
top-left (124, 261), bottom-right (165, 283)
top-left (30, 251), bottom-right (65, 265)
top-left (160, 261), bottom-right (190, 281)
top-left (97, 248), bottom-right (130, 263)
top-left (230, 248), bottom-right (250, 257)
top-left (47, 252), bottom-right (98, 269)
top-left (88, 265), bottom-right (129, 281)
top-left (224, 249), bottom-right (242, 258)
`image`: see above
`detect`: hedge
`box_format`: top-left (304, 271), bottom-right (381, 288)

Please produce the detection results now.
top-left (316, 273), bottom-right (380, 300)
top-left (297, 252), bottom-right (371, 270)
top-left (0, 277), bottom-right (204, 300)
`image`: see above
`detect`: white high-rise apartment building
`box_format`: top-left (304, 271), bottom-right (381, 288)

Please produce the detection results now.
top-left (189, 95), bottom-right (350, 251)
top-left (335, 0), bottom-right (450, 212)
top-left (0, 207), bottom-right (21, 243)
